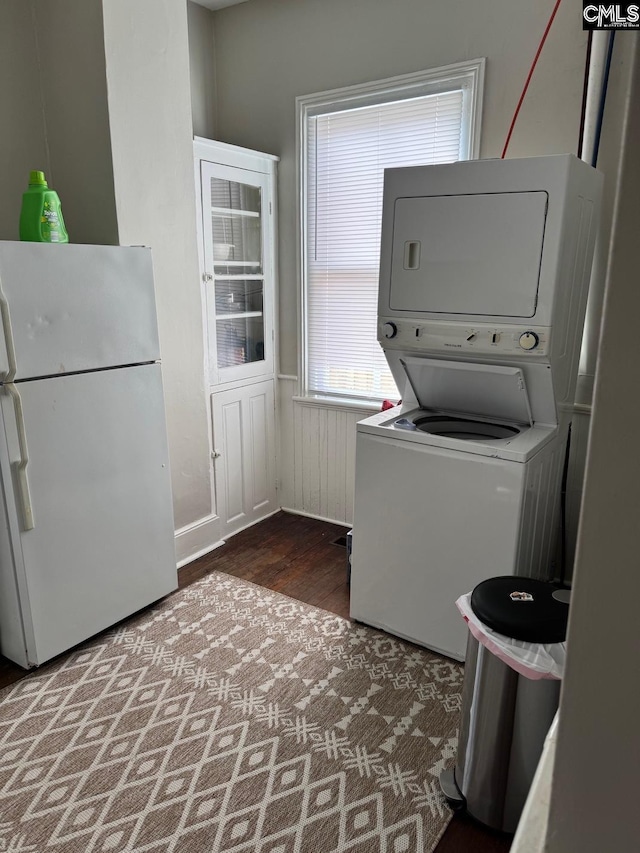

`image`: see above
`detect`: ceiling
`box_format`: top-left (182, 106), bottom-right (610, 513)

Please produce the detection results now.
top-left (191, 0), bottom-right (250, 10)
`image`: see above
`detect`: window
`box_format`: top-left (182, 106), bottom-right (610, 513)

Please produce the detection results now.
top-left (298, 60), bottom-right (484, 402)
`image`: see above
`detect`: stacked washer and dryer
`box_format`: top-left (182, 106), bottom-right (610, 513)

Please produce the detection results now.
top-left (349, 155), bottom-right (602, 661)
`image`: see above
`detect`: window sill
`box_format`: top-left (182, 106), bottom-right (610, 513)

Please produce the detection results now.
top-left (292, 394), bottom-right (381, 415)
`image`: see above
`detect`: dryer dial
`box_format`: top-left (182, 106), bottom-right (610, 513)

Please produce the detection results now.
top-left (519, 331), bottom-right (539, 351)
top-left (382, 322), bottom-right (397, 339)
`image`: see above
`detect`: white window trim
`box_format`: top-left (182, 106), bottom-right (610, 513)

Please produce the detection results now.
top-left (296, 58), bottom-right (485, 405)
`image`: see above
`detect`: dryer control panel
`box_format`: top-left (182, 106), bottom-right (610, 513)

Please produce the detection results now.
top-left (378, 318), bottom-right (549, 357)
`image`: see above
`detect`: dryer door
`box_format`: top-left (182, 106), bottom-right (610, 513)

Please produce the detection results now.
top-left (389, 191), bottom-right (548, 317)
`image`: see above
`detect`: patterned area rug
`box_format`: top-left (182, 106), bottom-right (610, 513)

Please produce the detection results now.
top-left (0, 572), bottom-right (463, 852)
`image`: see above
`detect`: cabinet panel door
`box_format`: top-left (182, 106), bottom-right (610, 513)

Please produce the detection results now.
top-left (249, 391), bottom-right (270, 513)
top-left (211, 380), bottom-right (276, 539)
top-left (200, 161), bottom-right (274, 385)
top-left (218, 398), bottom-right (245, 527)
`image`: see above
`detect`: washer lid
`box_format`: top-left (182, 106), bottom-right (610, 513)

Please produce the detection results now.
top-left (400, 357), bottom-right (533, 427)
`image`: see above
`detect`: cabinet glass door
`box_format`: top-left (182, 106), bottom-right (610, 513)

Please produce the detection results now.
top-left (201, 162), bottom-right (272, 382)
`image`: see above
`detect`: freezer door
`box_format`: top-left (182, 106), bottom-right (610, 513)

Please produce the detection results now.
top-left (0, 363), bottom-right (177, 666)
top-left (0, 242), bottom-right (160, 380)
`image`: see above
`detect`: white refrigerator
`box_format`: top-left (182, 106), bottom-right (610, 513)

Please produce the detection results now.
top-left (0, 241), bottom-right (177, 669)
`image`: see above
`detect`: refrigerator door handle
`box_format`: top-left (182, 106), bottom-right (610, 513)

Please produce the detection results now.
top-left (5, 383), bottom-right (35, 531)
top-left (0, 283), bottom-right (34, 529)
top-left (0, 284), bottom-right (18, 381)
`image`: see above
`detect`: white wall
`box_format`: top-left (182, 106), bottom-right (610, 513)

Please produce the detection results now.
top-left (0, 0), bottom-right (119, 246)
top-left (187, 1), bottom-right (217, 139)
top-left (0, 0), bottom-right (116, 243)
top-left (544, 34), bottom-right (640, 851)
top-left (0, 2), bottom-right (49, 241)
top-left (208, 0), bottom-right (592, 524)
top-left (31, 0), bottom-right (119, 246)
top-left (101, 0), bottom-right (213, 541)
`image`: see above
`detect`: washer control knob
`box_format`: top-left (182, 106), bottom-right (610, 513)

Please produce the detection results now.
top-left (382, 322), bottom-right (397, 339)
top-left (519, 331), bottom-right (540, 351)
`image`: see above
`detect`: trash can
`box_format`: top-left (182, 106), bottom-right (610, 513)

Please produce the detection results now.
top-left (439, 576), bottom-right (569, 834)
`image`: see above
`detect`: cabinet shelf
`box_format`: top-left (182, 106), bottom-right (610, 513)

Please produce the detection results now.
top-left (213, 269), bottom-right (264, 277)
top-left (210, 206), bottom-right (260, 218)
top-left (216, 311), bottom-right (263, 320)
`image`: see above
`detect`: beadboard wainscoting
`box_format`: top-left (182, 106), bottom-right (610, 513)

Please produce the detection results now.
top-left (278, 377), bottom-right (377, 526)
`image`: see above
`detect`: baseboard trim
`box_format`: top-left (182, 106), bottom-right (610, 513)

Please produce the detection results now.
top-left (223, 507), bottom-right (282, 541)
top-left (175, 514), bottom-right (224, 568)
top-left (280, 507), bottom-right (351, 529)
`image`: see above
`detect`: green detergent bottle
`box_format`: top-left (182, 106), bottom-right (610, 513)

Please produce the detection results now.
top-left (19, 170), bottom-right (69, 243)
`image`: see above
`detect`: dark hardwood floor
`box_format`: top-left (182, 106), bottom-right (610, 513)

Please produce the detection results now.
top-left (0, 510), bottom-right (511, 852)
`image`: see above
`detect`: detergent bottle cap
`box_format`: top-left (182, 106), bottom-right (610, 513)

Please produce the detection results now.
top-left (28, 170), bottom-right (48, 187)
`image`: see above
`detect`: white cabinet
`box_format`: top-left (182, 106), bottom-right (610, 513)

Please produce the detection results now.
top-left (195, 139), bottom-right (277, 386)
top-left (194, 138), bottom-right (279, 538)
top-left (211, 380), bottom-right (277, 538)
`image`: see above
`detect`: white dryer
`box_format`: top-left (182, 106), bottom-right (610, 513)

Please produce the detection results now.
top-left (349, 155), bottom-right (603, 661)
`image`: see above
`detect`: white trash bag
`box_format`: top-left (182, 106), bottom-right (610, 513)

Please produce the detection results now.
top-left (456, 593), bottom-right (566, 680)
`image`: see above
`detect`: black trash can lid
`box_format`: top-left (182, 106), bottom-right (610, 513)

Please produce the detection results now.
top-left (470, 576), bottom-right (569, 643)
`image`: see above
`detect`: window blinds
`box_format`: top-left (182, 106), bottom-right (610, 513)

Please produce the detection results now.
top-left (305, 90), bottom-right (465, 400)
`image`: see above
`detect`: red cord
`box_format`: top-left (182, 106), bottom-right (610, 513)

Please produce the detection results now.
top-left (501, 0), bottom-right (563, 158)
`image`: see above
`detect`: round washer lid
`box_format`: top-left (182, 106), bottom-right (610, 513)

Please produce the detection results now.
top-left (470, 576), bottom-right (569, 643)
